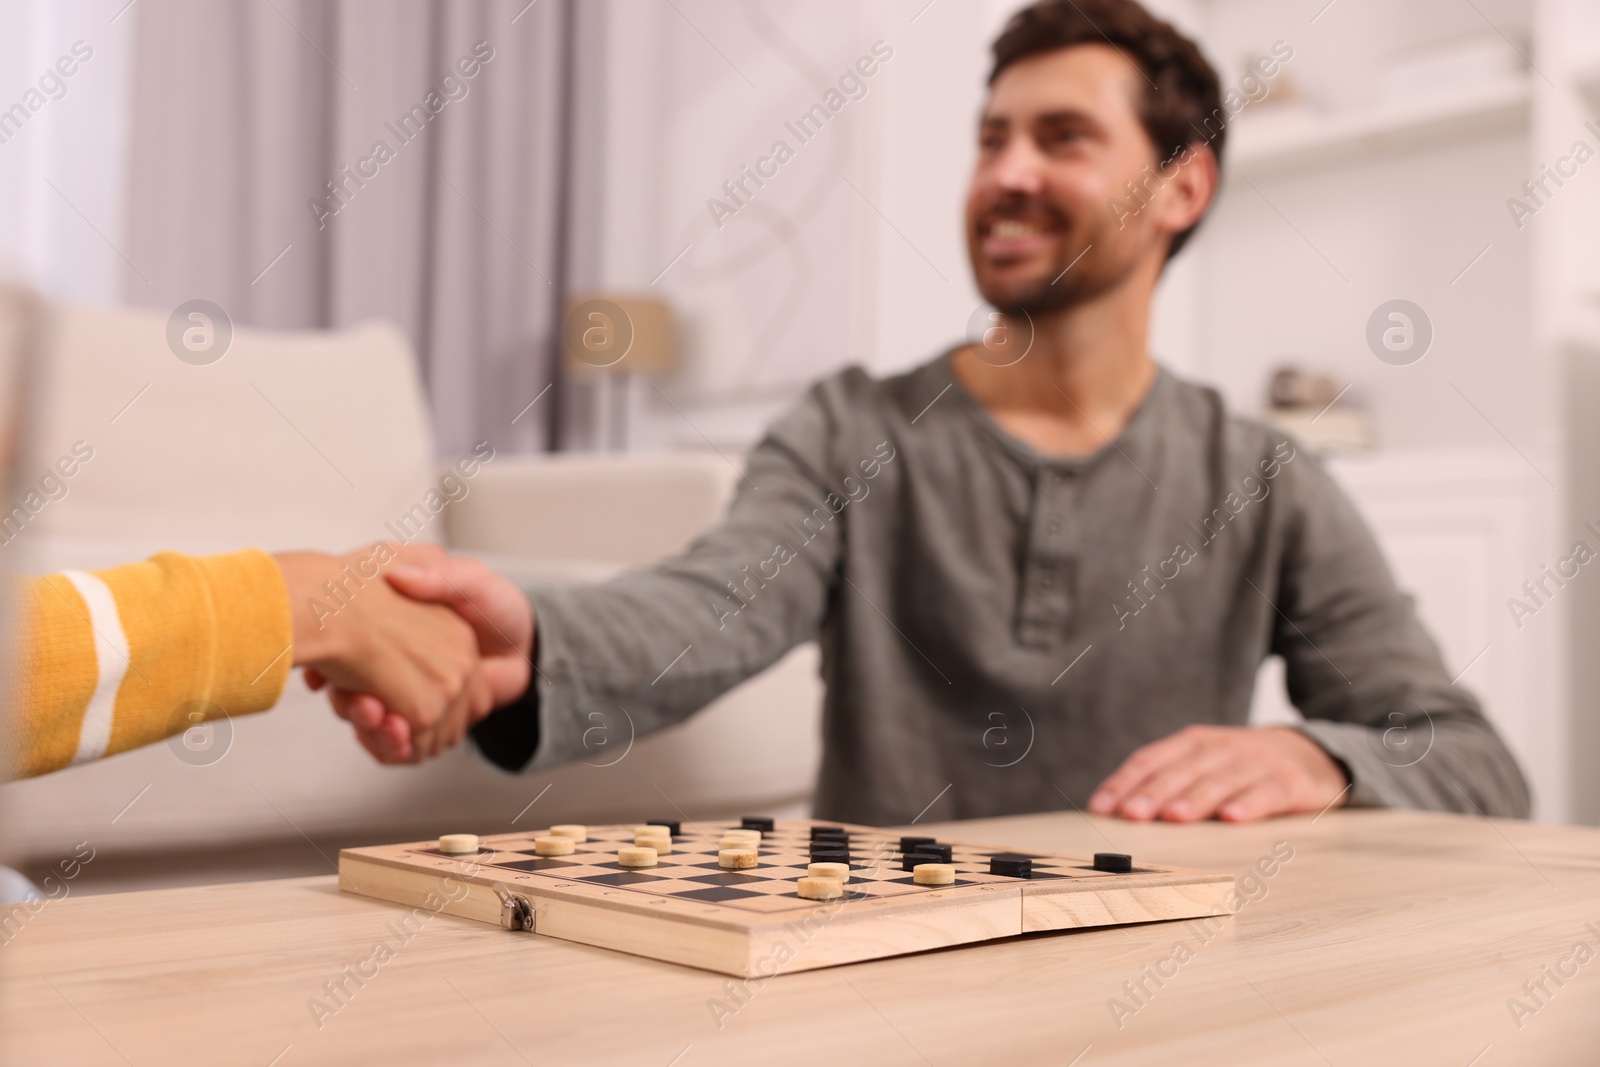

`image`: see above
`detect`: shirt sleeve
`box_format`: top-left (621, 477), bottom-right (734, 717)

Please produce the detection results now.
top-left (471, 392), bottom-right (846, 773)
top-left (2, 548), bottom-right (293, 780)
top-left (1270, 448), bottom-right (1531, 817)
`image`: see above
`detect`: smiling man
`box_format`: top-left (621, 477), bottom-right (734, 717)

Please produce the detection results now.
top-left (340, 0), bottom-right (1529, 824)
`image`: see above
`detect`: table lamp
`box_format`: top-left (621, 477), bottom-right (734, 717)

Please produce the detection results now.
top-left (563, 295), bottom-right (676, 450)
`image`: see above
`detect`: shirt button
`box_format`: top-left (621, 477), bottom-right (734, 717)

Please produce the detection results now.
top-left (1046, 521), bottom-right (1061, 535)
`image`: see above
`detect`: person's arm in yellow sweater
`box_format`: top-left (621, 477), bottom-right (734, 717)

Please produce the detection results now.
top-left (3, 545), bottom-right (497, 781)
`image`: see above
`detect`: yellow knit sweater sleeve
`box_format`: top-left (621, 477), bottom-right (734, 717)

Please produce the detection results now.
top-left (2, 549), bottom-right (293, 780)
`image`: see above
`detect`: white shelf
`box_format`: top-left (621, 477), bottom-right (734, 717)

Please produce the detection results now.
top-left (1227, 77), bottom-right (1531, 178)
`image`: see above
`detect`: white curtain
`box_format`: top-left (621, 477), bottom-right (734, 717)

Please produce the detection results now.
top-left (121, 0), bottom-right (573, 455)
top-left (0, 0), bottom-right (136, 305)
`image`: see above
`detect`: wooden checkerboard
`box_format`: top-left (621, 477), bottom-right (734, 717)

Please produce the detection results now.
top-left (337, 820), bottom-right (1234, 976)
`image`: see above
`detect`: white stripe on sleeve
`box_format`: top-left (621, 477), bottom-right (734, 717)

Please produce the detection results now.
top-left (60, 570), bottom-right (131, 766)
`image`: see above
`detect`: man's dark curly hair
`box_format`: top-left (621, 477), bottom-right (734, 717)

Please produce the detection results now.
top-left (989, 0), bottom-right (1225, 258)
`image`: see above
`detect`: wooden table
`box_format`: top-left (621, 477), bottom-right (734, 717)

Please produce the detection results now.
top-left (4, 809), bottom-right (1598, 1066)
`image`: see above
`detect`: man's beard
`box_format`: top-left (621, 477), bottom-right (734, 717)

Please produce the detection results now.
top-left (979, 241), bottom-right (1129, 319)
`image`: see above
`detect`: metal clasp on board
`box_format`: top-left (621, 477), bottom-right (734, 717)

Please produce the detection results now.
top-left (493, 882), bottom-right (536, 933)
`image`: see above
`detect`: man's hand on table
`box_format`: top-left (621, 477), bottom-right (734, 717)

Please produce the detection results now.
top-left (1088, 724), bottom-right (1350, 823)
top-left (309, 547), bottom-right (534, 764)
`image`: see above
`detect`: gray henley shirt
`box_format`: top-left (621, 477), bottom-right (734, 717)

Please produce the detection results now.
top-left (470, 353), bottom-right (1531, 823)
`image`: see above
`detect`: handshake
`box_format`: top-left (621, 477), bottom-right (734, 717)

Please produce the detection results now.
top-left (275, 543), bottom-right (533, 764)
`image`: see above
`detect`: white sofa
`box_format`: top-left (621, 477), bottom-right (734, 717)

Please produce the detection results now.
top-left (4, 301), bottom-right (823, 869)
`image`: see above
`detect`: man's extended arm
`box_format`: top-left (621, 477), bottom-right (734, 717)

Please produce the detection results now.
top-left (465, 408), bottom-right (849, 772)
